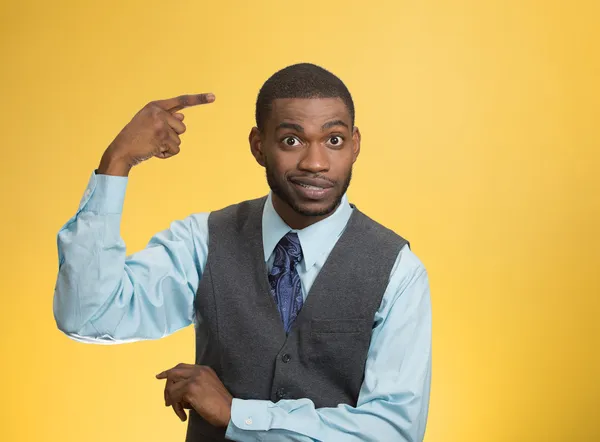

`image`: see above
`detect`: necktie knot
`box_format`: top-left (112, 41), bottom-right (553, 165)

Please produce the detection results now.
top-left (275, 232), bottom-right (303, 268)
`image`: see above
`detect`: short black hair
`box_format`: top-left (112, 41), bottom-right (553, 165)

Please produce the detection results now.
top-left (255, 63), bottom-right (355, 132)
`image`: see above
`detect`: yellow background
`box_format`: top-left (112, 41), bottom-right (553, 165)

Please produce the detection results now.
top-left (1, 0), bottom-right (598, 441)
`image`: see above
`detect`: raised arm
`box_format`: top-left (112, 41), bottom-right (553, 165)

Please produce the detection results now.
top-left (53, 94), bottom-right (215, 343)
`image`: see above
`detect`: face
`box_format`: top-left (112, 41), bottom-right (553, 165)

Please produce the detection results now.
top-left (250, 97), bottom-right (360, 229)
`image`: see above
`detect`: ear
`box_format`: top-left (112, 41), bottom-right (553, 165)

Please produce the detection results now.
top-left (351, 126), bottom-right (361, 164)
top-left (249, 127), bottom-right (266, 167)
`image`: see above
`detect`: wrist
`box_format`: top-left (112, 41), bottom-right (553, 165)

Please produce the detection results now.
top-left (221, 396), bottom-right (233, 428)
top-left (98, 148), bottom-right (132, 177)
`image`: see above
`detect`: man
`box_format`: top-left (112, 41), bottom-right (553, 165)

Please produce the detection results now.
top-left (53, 63), bottom-right (432, 441)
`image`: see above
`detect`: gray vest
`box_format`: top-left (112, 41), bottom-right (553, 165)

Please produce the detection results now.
top-left (185, 196), bottom-right (408, 441)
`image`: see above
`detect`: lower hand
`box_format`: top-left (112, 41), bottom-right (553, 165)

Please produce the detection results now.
top-left (156, 363), bottom-right (233, 428)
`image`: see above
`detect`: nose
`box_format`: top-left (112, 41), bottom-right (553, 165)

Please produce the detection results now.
top-left (298, 142), bottom-right (330, 173)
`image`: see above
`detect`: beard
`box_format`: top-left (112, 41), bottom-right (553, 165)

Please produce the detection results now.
top-left (265, 161), bottom-right (352, 217)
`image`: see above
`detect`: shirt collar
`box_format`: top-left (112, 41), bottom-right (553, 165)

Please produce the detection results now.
top-left (262, 192), bottom-right (353, 269)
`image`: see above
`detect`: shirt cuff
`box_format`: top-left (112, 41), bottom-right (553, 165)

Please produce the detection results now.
top-left (225, 399), bottom-right (272, 439)
top-left (79, 169), bottom-right (128, 214)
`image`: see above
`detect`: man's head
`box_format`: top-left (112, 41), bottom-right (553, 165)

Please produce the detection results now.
top-left (250, 63), bottom-right (360, 229)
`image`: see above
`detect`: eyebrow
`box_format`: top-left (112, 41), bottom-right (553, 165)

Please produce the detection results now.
top-left (276, 120), bottom-right (349, 133)
top-left (276, 122), bottom-right (304, 132)
top-left (321, 120), bottom-right (349, 130)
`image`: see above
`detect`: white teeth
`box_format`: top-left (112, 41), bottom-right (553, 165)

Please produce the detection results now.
top-left (299, 183), bottom-right (323, 190)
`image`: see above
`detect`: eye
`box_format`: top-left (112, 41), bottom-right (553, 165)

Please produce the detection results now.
top-left (327, 135), bottom-right (344, 147)
top-left (282, 136), bottom-right (301, 147)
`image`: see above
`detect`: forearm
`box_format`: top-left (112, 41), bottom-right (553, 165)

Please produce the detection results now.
top-left (225, 392), bottom-right (430, 442)
top-left (53, 171), bottom-right (203, 343)
top-left (53, 171), bottom-right (129, 338)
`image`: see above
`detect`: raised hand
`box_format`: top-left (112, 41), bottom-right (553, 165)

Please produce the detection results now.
top-left (98, 93), bottom-right (215, 176)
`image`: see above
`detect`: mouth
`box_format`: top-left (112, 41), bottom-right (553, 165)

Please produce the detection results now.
top-left (289, 177), bottom-right (334, 200)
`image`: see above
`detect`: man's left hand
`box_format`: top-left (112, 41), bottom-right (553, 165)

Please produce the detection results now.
top-left (156, 363), bottom-right (233, 428)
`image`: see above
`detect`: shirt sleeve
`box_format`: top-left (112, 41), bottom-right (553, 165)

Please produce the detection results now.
top-left (224, 244), bottom-right (432, 442)
top-left (52, 170), bottom-right (210, 343)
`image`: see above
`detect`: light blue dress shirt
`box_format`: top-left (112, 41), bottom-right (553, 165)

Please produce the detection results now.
top-left (53, 171), bottom-right (432, 442)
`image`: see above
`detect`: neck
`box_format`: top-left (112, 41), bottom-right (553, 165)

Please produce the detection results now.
top-left (272, 195), bottom-right (339, 230)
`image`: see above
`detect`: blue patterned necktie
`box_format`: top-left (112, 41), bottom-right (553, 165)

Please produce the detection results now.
top-left (268, 232), bottom-right (304, 333)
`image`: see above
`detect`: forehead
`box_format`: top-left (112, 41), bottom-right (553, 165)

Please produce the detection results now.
top-left (268, 97), bottom-right (351, 128)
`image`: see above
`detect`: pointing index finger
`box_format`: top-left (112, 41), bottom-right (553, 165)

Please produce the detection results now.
top-left (154, 93), bottom-right (215, 112)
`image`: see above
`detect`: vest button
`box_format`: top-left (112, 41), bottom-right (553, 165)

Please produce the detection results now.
top-left (282, 353), bottom-right (291, 363)
top-left (276, 388), bottom-right (285, 399)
